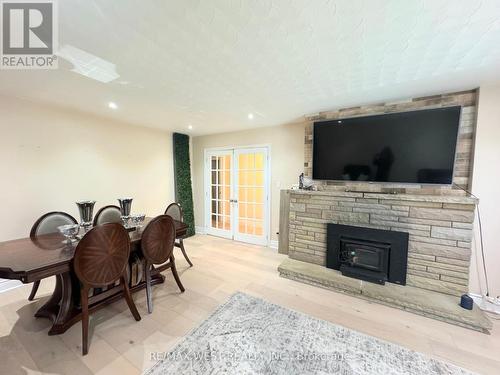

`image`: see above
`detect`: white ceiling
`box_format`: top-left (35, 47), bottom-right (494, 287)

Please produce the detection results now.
top-left (1, 0), bottom-right (500, 135)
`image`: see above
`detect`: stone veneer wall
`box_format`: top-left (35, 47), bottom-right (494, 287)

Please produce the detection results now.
top-left (288, 190), bottom-right (477, 297)
top-left (303, 89), bottom-right (478, 191)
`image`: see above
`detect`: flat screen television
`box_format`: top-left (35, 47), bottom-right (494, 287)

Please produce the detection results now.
top-left (313, 106), bottom-right (461, 184)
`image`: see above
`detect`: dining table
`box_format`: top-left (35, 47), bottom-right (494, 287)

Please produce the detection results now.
top-left (0, 217), bottom-right (188, 335)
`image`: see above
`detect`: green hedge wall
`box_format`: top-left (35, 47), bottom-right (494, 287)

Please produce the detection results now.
top-left (173, 133), bottom-right (195, 237)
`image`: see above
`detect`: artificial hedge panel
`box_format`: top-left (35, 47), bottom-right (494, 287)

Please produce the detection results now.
top-left (173, 133), bottom-right (195, 237)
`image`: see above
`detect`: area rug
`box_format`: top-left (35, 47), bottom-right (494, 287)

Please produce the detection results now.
top-left (145, 292), bottom-right (474, 375)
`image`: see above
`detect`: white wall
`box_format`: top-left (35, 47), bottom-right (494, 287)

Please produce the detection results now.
top-left (469, 84), bottom-right (500, 297)
top-left (192, 122), bottom-right (305, 242)
top-left (0, 96), bottom-right (175, 242)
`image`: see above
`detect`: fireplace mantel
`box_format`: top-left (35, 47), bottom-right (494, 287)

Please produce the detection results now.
top-left (279, 188), bottom-right (477, 297)
top-left (288, 188), bottom-right (478, 205)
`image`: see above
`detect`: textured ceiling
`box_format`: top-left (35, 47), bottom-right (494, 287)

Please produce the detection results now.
top-left (1, 0), bottom-right (500, 135)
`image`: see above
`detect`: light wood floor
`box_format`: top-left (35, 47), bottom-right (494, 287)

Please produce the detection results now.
top-left (1, 234), bottom-right (499, 374)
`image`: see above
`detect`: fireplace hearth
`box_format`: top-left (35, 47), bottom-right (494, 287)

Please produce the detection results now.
top-left (327, 224), bottom-right (408, 285)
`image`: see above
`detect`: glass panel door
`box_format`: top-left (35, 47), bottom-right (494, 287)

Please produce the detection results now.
top-left (234, 148), bottom-right (268, 245)
top-left (205, 147), bottom-right (269, 245)
top-left (206, 150), bottom-right (233, 239)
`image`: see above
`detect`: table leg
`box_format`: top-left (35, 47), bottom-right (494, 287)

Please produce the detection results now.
top-left (34, 270), bottom-right (164, 336)
top-left (34, 272), bottom-right (75, 335)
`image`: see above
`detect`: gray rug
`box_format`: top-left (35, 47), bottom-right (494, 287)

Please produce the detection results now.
top-left (145, 292), bottom-right (474, 375)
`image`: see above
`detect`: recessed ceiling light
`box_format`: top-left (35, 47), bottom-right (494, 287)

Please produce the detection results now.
top-left (248, 113), bottom-right (254, 120)
top-left (188, 124), bottom-right (193, 130)
top-left (108, 102), bottom-right (118, 110)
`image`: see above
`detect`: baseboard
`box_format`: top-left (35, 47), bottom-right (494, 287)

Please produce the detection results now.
top-left (469, 293), bottom-right (500, 315)
top-left (195, 226), bottom-right (207, 235)
top-left (0, 279), bottom-right (22, 293)
top-left (196, 230), bottom-right (278, 248)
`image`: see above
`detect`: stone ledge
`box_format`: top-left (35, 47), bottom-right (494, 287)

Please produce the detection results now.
top-left (288, 189), bottom-right (478, 205)
top-left (278, 258), bottom-right (492, 334)
top-left (364, 193), bottom-right (477, 205)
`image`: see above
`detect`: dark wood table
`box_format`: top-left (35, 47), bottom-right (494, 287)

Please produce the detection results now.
top-left (0, 218), bottom-right (187, 335)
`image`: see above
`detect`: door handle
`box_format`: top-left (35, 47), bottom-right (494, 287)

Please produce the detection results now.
top-left (230, 199), bottom-right (238, 203)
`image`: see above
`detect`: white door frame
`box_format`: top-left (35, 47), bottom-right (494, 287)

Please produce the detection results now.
top-left (204, 144), bottom-right (271, 247)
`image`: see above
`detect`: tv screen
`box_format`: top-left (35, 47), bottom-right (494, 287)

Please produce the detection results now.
top-left (312, 106), bottom-right (461, 184)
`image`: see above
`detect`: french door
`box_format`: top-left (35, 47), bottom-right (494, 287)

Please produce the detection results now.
top-left (205, 147), bottom-right (269, 246)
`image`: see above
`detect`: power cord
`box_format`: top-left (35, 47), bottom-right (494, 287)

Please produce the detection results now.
top-left (452, 183), bottom-right (490, 298)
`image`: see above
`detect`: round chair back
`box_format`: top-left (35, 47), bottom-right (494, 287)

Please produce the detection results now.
top-left (74, 223), bottom-right (130, 287)
top-left (165, 203), bottom-right (182, 222)
top-left (141, 215), bottom-right (176, 264)
top-left (93, 205), bottom-right (122, 226)
top-left (30, 212), bottom-right (77, 237)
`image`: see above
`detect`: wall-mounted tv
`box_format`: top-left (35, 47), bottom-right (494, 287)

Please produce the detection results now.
top-left (313, 106), bottom-right (461, 184)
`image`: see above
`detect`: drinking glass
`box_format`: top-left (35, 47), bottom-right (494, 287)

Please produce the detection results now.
top-left (58, 224), bottom-right (80, 244)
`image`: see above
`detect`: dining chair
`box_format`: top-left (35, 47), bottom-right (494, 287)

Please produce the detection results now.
top-left (29, 211), bottom-right (78, 301)
top-left (91, 205), bottom-right (123, 295)
top-left (165, 202), bottom-right (193, 267)
top-left (73, 223), bottom-right (141, 355)
top-left (141, 215), bottom-right (185, 313)
top-left (93, 205), bottom-right (122, 226)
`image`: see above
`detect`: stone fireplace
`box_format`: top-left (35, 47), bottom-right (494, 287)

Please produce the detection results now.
top-left (284, 189), bottom-right (476, 296)
top-left (277, 189), bottom-right (492, 332)
top-left (275, 89), bottom-right (496, 332)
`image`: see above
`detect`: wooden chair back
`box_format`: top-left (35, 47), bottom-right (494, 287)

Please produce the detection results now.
top-left (141, 215), bottom-right (176, 265)
top-left (74, 223), bottom-right (130, 288)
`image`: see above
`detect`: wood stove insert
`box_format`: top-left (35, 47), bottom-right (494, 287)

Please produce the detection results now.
top-left (327, 224), bottom-right (408, 285)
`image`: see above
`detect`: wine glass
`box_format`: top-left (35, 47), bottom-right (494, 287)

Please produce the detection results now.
top-left (131, 214), bottom-right (146, 228)
top-left (58, 224), bottom-right (80, 244)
